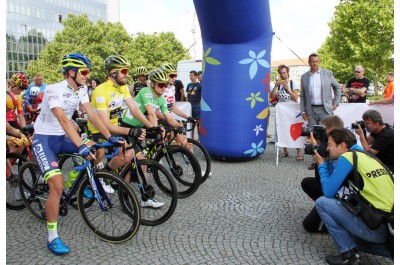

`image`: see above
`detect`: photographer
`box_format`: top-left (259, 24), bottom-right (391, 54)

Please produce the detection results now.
top-left (301, 115), bottom-right (344, 233)
top-left (354, 110), bottom-right (394, 173)
top-left (314, 128), bottom-right (393, 265)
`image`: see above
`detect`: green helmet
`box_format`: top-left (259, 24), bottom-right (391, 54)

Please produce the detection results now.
top-left (136, 66), bottom-right (148, 75)
top-left (161, 63), bottom-right (177, 74)
top-left (149, 69), bottom-right (168, 83)
top-left (105, 55), bottom-right (130, 71)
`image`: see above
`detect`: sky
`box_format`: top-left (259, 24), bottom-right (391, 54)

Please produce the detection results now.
top-left (119, 0), bottom-right (340, 61)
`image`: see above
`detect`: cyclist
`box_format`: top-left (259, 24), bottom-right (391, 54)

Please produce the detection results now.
top-left (23, 86), bottom-right (43, 124)
top-left (120, 68), bottom-right (188, 149)
top-left (131, 66), bottom-right (150, 97)
top-left (7, 73), bottom-right (28, 129)
top-left (32, 53), bottom-right (119, 255)
top-left (159, 63), bottom-right (195, 150)
top-left (87, 55), bottom-right (158, 199)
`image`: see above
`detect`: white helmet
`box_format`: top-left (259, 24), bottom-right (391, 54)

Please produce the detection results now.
top-left (30, 86), bottom-right (40, 96)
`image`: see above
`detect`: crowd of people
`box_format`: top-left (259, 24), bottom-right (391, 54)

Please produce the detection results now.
top-left (6, 52), bottom-right (394, 264)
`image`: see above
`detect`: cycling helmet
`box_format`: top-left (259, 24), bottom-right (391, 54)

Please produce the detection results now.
top-left (10, 73), bottom-right (28, 89)
top-left (105, 55), bottom-right (130, 71)
top-left (161, 63), bottom-right (177, 74)
top-left (6, 91), bottom-right (18, 110)
top-left (30, 86), bottom-right (41, 96)
top-left (149, 69), bottom-right (168, 83)
top-left (136, 66), bottom-right (148, 75)
top-left (61, 53), bottom-right (91, 70)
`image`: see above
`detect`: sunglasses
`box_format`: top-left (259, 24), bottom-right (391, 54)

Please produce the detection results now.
top-left (354, 71), bottom-right (361, 73)
top-left (169, 74), bottom-right (177, 78)
top-left (157, 83), bottom-right (167, 88)
top-left (118, 68), bottom-right (129, 75)
top-left (78, 69), bottom-right (90, 77)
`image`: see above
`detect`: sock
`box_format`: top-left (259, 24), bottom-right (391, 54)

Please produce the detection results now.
top-left (47, 222), bottom-right (58, 243)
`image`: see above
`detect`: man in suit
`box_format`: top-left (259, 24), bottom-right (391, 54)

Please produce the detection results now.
top-left (300, 53), bottom-right (341, 169)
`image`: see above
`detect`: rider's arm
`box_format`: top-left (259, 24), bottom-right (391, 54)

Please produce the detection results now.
top-left (17, 96), bottom-right (26, 127)
top-left (172, 102), bottom-right (189, 119)
top-left (6, 122), bottom-right (22, 137)
top-left (164, 112), bottom-right (184, 128)
top-left (82, 102), bottom-right (112, 139)
top-left (125, 97), bottom-right (154, 128)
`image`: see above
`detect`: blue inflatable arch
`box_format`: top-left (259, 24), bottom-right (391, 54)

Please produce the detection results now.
top-left (193, 0), bottom-right (273, 160)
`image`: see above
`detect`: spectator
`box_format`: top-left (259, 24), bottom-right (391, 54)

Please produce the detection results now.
top-left (315, 128), bottom-right (393, 264)
top-left (301, 115), bottom-right (344, 233)
top-left (270, 64), bottom-right (303, 160)
top-left (25, 74), bottom-right (47, 97)
top-left (354, 109), bottom-right (394, 173)
top-left (174, 79), bottom-right (185, 101)
top-left (88, 78), bottom-right (100, 102)
top-left (382, 72), bottom-right (394, 99)
top-left (300, 53), bottom-right (341, 169)
top-left (343, 65), bottom-right (370, 103)
top-left (186, 70), bottom-right (202, 141)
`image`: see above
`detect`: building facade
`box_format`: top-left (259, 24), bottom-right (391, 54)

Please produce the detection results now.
top-left (271, 58), bottom-right (309, 87)
top-left (5, 0), bottom-right (117, 80)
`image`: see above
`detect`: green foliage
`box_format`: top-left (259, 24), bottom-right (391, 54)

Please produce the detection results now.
top-left (318, 0), bottom-right (394, 94)
top-left (26, 14), bottom-right (190, 84)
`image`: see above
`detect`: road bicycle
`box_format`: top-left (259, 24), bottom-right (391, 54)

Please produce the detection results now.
top-left (18, 141), bottom-right (141, 243)
top-left (138, 126), bottom-right (202, 198)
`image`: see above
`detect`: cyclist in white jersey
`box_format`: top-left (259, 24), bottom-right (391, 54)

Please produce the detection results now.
top-left (158, 63), bottom-right (196, 150)
top-left (32, 53), bottom-right (120, 255)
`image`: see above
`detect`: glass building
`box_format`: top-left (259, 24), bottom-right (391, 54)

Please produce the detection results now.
top-left (6, 0), bottom-right (112, 80)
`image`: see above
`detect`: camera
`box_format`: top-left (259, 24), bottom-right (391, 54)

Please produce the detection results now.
top-left (301, 125), bottom-right (328, 157)
top-left (351, 120), bottom-right (365, 130)
top-left (304, 143), bottom-right (329, 157)
top-left (300, 125), bottom-right (326, 141)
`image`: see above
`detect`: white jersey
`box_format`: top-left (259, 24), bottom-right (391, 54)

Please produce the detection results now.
top-left (162, 84), bottom-right (176, 112)
top-left (34, 80), bottom-right (89, 135)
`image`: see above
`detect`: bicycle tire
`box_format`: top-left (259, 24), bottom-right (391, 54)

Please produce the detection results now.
top-left (6, 152), bottom-right (28, 210)
top-left (58, 154), bottom-right (95, 209)
top-left (154, 145), bottom-right (201, 198)
top-left (120, 159), bottom-right (178, 226)
top-left (77, 171), bottom-right (141, 243)
top-left (18, 161), bottom-right (48, 222)
top-left (186, 138), bottom-right (211, 184)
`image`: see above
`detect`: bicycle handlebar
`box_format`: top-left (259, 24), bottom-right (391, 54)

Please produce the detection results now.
top-left (74, 141), bottom-right (120, 171)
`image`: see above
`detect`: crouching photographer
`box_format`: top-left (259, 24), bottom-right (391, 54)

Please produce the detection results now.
top-left (300, 115), bottom-right (344, 233)
top-left (314, 128), bottom-right (393, 265)
top-left (353, 110), bottom-right (394, 173)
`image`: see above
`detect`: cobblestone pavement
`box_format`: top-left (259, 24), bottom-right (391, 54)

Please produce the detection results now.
top-left (6, 143), bottom-right (393, 265)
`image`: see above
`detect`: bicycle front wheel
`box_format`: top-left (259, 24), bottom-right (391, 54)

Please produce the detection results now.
top-left (121, 159), bottom-right (178, 226)
top-left (6, 152), bottom-right (27, 210)
top-left (155, 145), bottom-right (201, 198)
top-left (77, 171), bottom-right (141, 243)
top-left (18, 161), bottom-right (48, 222)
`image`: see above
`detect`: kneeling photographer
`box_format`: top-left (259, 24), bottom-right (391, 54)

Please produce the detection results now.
top-left (353, 110), bottom-right (394, 173)
top-left (314, 128), bottom-right (393, 264)
top-left (300, 115), bottom-right (344, 233)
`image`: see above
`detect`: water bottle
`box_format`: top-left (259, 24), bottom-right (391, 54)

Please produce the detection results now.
top-left (65, 170), bottom-right (79, 188)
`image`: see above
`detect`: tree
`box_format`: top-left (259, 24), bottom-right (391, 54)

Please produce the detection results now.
top-left (26, 14), bottom-right (190, 84)
top-left (318, 0), bottom-right (394, 92)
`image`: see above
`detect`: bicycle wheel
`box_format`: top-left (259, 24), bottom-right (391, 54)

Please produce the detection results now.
top-left (154, 145), bottom-right (201, 198)
top-left (187, 138), bottom-right (211, 184)
top-left (58, 154), bottom-right (95, 209)
top-left (6, 153), bottom-right (27, 210)
top-left (121, 159), bottom-right (178, 226)
top-left (77, 171), bottom-right (141, 243)
top-left (18, 161), bottom-right (48, 222)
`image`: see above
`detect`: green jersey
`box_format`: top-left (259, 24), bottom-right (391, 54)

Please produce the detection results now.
top-left (121, 87), bottom-right (169, 127)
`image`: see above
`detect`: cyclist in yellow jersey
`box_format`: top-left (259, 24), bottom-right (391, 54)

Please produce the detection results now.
top-left (88, 55), bottom-right (165, 208)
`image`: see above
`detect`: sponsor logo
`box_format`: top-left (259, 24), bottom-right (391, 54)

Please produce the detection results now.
top-left (110, 92), bottom-right (116, 98)
top-left (34, 143), bottom-right (50, 172)
top-left (51, 161), bottom-right (58, 167)
top-left (167, 96), bottom-right (174, 103)
top-left (108, 101), bottom-right (116, 108)
top-left (96, 97), bottom-right (105, 103)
